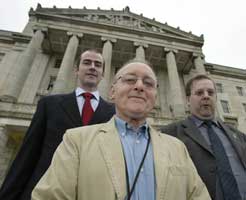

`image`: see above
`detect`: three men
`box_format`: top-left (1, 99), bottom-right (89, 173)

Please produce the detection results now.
top-left (32, 60), bottom-right (210, 200)
top-left (0, 49), bottom-right (115, 200)
top-left (161, 74), bottom-right (246, 200)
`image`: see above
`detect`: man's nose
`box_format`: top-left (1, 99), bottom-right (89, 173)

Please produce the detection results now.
top-left (203, 91), bottom-right (210, 98)
top-left (134, 79), bottom-right (144, 91)
top-left (89, 62), bottom-right (96, 69)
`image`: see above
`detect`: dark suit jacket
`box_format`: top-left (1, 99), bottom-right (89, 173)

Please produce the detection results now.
top-left (160, 116), bottom-right (246, 200)
top-left (0, 92), bottom-right (115, 200)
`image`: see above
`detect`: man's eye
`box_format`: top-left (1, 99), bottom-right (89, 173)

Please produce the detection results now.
top-left (144, 79), bottom-right (155, 88)
top-left (196, 91), bottom-right (203, 96)
top-left (208, 91), bottom-right (215, 96)
top-left (82, 60), bottom-right (91, 65)
top-left (94, 62), bottom-right (102, 67)
top-left (125, 78), bottom-right (136, 83)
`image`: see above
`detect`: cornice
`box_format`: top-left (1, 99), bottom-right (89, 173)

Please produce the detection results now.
top-left (205, 63), bottom-right (246, 80)
top-left (0, 30), bottom-right (32, 44)
top-left (28, 6), bottom-right (204, 47)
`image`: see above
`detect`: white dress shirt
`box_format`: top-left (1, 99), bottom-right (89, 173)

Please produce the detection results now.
top-left (75, 87), bottom-right (100, 115)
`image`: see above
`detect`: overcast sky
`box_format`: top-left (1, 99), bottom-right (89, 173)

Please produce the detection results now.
top-left (0, 0), bottom-right (245, 69)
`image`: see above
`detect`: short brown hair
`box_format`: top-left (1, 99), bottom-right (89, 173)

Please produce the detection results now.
top-left (76, 49), bottom-right (105, 72)
top-left (185, 74), bottom-right (215, 96)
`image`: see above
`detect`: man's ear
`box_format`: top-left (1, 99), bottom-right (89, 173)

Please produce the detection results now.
top-left (109, 85), bottom-right (115, 101)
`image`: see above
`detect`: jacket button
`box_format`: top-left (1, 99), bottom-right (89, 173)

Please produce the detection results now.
top-left (209, 167), bottom-right (217, 173)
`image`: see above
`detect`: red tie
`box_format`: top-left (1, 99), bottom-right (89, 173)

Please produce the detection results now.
top-left (82, 92), bottom-right (94, 125)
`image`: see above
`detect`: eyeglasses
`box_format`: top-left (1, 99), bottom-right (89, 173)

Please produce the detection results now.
top-left (116, 74), bottom-right (157, 89)
top-left (191, 89), bottom-right (216, 97)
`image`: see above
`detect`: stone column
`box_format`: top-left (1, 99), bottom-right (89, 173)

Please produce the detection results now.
top-left (18, 53), bottom-right (50, 104)
top-left (134, 42), bottom-right (148, 60)
top-left (165, 48), bottom-right (185, 117)
top-left (52, 32), bottom-right (83, 94)
top-left (98, 37), bottom-right (116, 99)
top-left (0, 27), bottom-right (46, 102)
top-left (193, 53), bottom-right (206, 74)
top-left (0, 124), bottom-right (9, 185)
top-left (0, 51), bottom-right (20, 94)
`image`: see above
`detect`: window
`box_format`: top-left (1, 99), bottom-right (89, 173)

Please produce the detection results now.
top-left (243, 103), bottom-right (246, 112)
top-left (236, 86), bottom-right (244, 96)
top-left (54, 59), bottom-right (62, 68)
top-left (221, 100), bottom-right (230, 113)
top-left (216, 83), bottom-right (223, 93)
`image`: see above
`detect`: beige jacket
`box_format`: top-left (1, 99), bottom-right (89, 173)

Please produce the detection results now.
top-left (32, 117), bottom-right (211, 200)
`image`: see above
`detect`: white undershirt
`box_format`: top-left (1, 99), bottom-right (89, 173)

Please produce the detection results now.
top-left (75, 87), bottom-right (100, 115)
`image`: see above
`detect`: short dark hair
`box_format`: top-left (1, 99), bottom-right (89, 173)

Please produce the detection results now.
top-left (185, 74), bottom-right (215, 96)
top-left (76, 49), bottom-right (105, 72)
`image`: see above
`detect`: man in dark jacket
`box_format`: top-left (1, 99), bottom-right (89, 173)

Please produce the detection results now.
top-left (161, 74), bottom-right (246, 200)
top-left (0, 49), bottom-right (115, 200)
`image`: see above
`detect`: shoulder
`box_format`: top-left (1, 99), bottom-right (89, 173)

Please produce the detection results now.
top-left (160, 120), bottom-right (184, 135)
top-left (222, 122), bottom-right (246, 141)
top-left (151, 126), bottom-right (186, 148)
top-left (63, 122), bottom-right (109, 143)
top-left (99, 97), bottom-right (114, 106)
top-left (38, 92), bottom-right (75, 103)
top-left (98, 97), bottom-right (115, 114)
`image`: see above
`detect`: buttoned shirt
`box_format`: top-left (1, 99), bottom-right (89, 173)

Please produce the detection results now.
top-left (75, 87), bottom-right (100, 115)
top-left (115, 116), bottom-right (155, 200)
top-left (190, 115), bottom-right (246, 199)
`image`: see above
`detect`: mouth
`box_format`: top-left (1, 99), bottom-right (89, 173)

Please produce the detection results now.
top-left (201, 104), bottom-right (211, 109)
top-left (129, 96), bottom-right (146, 101)
top-left (86, 73), bottom-right (97, 78)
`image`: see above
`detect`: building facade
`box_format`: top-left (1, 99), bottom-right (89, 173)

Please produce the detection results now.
top-left (0, 4), bottom-right (246, 185)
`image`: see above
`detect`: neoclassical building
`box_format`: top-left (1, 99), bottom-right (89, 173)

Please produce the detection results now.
top-left (0, 4), bottom-right (245, 184)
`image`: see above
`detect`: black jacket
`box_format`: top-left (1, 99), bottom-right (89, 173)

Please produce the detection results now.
top-left (0, 92), bottom-right (115, 200)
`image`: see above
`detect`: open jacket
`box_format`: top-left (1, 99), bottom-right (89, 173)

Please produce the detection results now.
top-left (161, 116), bottom-right (246, 199)
top-left (0, 92), bottom-right (115, 200)
top-left (32, 117), bottom-right (211, 200)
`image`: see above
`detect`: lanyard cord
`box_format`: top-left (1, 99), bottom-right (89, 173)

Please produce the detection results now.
top-left (123, 132), bottom-right (150, 200)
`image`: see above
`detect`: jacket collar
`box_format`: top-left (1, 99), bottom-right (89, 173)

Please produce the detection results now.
top-left (182, 117), bottom-right (213, 155)
top-left (59, 92), bottom-right (82, 127)
top-left (97, 116), bottom-right (170, 200)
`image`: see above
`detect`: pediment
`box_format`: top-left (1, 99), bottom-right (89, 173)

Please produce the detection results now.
top-left (32, 4), bottom-right (203, 42)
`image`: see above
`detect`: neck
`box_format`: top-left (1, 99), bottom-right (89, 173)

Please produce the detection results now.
top-left (79, 85), bottom-right (97, 92)
top-left (192, 114), bottom-right (214, 121)
top-left (116, 114), bottom-right (146, 129)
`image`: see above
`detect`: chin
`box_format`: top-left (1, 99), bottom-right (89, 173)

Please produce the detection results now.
top-left (200, 114), bottom-right (214, 120)
top-left (128, 110), bottom-right (145, 118)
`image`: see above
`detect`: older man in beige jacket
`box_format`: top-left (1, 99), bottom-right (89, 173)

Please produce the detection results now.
top-left (32, 60), bottom-right (210, 200)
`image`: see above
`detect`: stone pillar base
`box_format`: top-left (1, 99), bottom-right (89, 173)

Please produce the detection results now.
top-left (0, 126), bottom-right (18, 186)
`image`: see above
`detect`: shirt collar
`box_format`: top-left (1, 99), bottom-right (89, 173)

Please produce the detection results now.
top-left (190, 115), bottom-right (218, 127)
top-left (75, 87), bottom-right (100, 101)
top-left (114, 116), bottom-right (149, 139)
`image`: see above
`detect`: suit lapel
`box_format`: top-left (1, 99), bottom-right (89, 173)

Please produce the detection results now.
top-left (59, 92), bottom-right (82, 127)
top-left (97, 117), bottom-right (127, 199)
top-left (90, 97), bottom-right (114, 125)
top-left (90, 97), bottom-right (107, 124)
top-left (150, 127), bottom-right (169, 200)
top-left (182, 118), bottom-right (213, 154)
top-left (218, 120), bottom-right (246, 168)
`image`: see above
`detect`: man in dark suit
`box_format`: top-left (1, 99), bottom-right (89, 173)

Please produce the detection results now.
top-left (0, 49), bottom-right (115, 200)
top-left (161, 74), bottom-right (246, 200)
